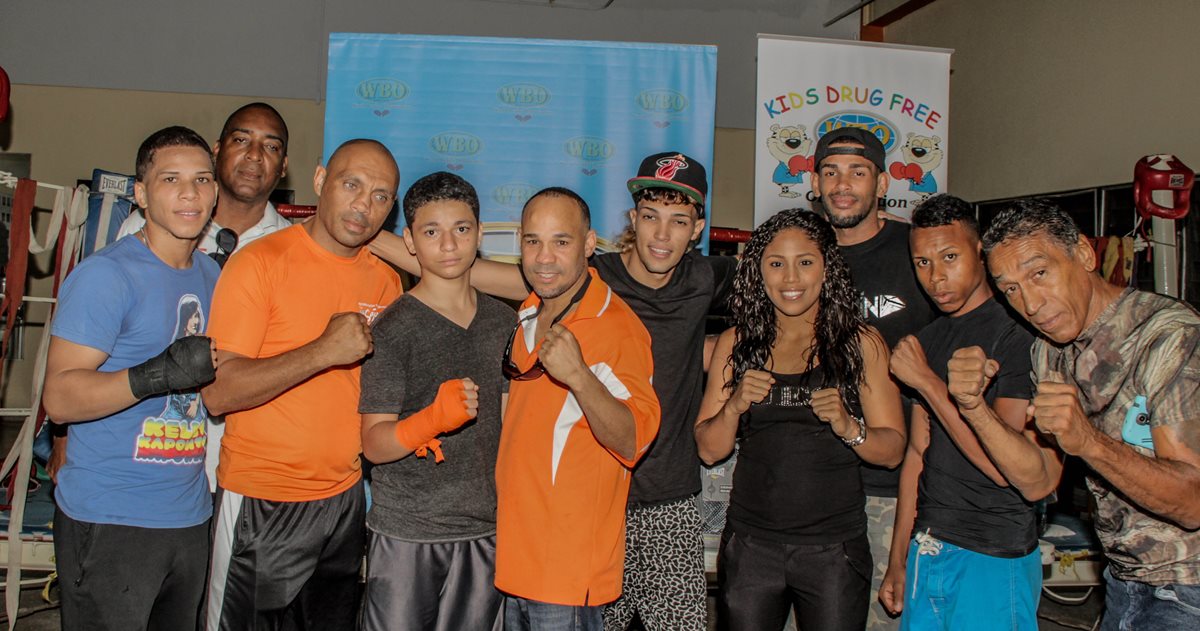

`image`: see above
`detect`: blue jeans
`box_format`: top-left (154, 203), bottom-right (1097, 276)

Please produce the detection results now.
top-left (1100, 567), bottom-right (1200, 631)
top-left (900, 532), bottom-right (1041, 631)
top-left (505, 596), bottom-right (604, 631)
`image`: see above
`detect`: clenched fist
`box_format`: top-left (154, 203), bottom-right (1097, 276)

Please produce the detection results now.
top-left (812, 387), bottom-right (857, 440)
top-left (890, 335), bottom-right (934, 389)
top-left (947, 346), bottom-right (1000, 411)
top-left (540, 324), bottom-right (589, 389)
top-left (1030, 380), bottom-right (1096, 456)
top-left (317, 312), bottom-right (373, 367)
top-left (725, 369), bottom-right (774, 417)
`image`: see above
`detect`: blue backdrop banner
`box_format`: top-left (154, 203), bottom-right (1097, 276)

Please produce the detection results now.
top-left (325, 33), bottom-right (717, 256)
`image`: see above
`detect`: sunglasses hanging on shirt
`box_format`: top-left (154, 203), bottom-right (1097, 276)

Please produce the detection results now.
top-left (208, 228), bottom-right (238, 269)
top-left (502, 274), bottom-right (592, 381)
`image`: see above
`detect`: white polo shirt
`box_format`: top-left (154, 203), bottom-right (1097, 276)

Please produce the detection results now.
top-left (116, 202), bottom-right (294, 257)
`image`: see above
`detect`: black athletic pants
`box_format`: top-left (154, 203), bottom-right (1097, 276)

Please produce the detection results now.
top-left (718, 529), bottom-right (872, 631)
top-left (55, 507), bottom-right (210, 631)
top-left (205, 482), bottom-right (365, 631)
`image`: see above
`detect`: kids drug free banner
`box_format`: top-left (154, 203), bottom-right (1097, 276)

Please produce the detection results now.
top-left (755, 35), bottom-right (951, 225)
top-left (326, 33), bottom-right (718, 255)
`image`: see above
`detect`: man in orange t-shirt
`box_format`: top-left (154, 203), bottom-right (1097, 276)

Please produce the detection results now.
top-left (496, 187), bottom-right (660, 630)
top-left (202, 139), bottom-right (402, 630)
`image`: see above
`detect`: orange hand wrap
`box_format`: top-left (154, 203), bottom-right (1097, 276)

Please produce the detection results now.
top-left (395, 379), bottom-right (473, 463)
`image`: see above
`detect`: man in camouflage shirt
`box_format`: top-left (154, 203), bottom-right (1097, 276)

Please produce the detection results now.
top-left (945, 199), bottom-right (1200, 630)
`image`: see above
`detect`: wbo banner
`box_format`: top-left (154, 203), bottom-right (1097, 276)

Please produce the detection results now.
top-left (755, 35), bottom-right (952, 225)
top-left (325, 33), bottom-right (718, 256)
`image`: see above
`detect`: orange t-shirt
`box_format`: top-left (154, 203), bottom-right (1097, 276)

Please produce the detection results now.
top-left (208, 225), bottom-right (400, 501)
top-left (495, 269), bottom-right (660, 606)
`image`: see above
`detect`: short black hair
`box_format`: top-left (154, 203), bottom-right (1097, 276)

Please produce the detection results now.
top-left (981, 198), bottom-right (1082, 255)
top-left (402, 171), bottom-right (480, 227)
top-left (135, 126), bottom-right (213, 182)
top-left (911, 193), bottom-right (980, 237)
top-left (523, 186), bottom-right (591, 229)
top-left (219, 102), bottom-right (289, 154)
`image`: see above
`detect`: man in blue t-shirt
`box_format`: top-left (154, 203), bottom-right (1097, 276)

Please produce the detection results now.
top-left (880, 195), bottom-right (1063, 630)
top-left (43, 126), bottom-right (221, 630)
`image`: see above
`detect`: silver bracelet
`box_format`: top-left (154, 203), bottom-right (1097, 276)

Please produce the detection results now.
top-left (841, 415), bottom-right (867, 447)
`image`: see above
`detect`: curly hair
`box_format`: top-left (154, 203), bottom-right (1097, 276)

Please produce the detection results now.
top-left (727, 208), bottom-right (868, 395)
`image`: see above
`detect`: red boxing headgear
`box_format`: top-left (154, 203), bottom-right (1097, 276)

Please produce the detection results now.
top-left (0, 65), bottom-right (9, 122)
top-left (1134, 154), bottom-right (1193, 220)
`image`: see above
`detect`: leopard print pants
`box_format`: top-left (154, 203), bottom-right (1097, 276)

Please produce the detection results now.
top-left (603, 497), bottom-right (707, 631)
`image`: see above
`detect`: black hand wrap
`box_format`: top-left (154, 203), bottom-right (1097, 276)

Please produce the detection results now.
top-left (128, 335), bottom-right (216, 400)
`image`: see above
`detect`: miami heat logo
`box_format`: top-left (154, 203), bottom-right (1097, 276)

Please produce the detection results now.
top-left (654, 154), bottom-right (688, 180)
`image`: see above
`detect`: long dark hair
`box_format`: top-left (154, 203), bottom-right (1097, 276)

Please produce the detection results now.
top-left (726, 208), bottom-right (868, 394)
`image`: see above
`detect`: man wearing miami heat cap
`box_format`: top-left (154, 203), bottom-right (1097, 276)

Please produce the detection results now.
top-left (598, 152), bottom-right (735, 631)
top-left (809, 127), bottom-right (936, 630)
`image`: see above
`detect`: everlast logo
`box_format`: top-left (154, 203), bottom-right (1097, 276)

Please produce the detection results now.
top-left (430, 132), bottom-right (483, 157)
top-left (636, 89), bottom-right (688, 113)
top-left (357, 78), bottom-right (409, 103)
top-left (564, 136), bottom-right (614, 162)
top-left (493, 183), bottom-right (536, 208)
top-left (497, 83), bottom-right (550, 107)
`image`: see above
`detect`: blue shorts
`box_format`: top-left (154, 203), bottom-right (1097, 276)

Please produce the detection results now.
top-left (901, 532), bottom-right (1041, 631)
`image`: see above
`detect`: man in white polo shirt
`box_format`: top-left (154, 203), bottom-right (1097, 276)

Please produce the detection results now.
top-left (116, 102), bottom-right (294, 261)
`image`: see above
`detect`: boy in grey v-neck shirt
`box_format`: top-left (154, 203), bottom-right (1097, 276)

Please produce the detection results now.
top-left (359, 172), bottom-right (514, 631)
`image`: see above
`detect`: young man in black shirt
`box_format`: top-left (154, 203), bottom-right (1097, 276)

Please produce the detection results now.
top-left (597, 153), bottom-right (733, 631)
top-left (879, 194), bottom-right (1061, 629)
top-left (369, 153), bottom-right (734, 630)
top-left (809, 127), bottom-right (937, 631)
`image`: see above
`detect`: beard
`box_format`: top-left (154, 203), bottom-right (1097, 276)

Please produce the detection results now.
top-left (820, 197), bottom-right (875, 229)
top-left (526, 264), bottom-right (585, 300)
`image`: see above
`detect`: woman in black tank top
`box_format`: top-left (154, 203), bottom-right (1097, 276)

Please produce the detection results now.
top-left (696, 209), bottom-right (906, 631)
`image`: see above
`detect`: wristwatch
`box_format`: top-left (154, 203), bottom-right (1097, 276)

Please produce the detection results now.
top-left (841, 415), bottom-right (867, 447)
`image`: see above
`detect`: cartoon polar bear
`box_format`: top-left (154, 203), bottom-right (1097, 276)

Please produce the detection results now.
top-left (767, 123), bottom-right (813, 198)
top-left (889, 133), bottom-right (943, 198)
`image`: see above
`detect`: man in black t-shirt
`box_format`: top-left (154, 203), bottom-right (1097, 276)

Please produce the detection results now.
top-left (880, 195), bottom-right (1062, 630)
top-left (809, 127), bottom-right (937, 631)
top-left (597, 153), bottom-right (733, 631)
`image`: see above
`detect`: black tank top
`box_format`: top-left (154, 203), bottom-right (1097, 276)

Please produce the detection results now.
top-left (727, 367), bottom-right (867, 544)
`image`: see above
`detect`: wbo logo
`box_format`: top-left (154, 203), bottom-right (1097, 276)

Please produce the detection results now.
top-left (356, 78), bottom-right (409, 104)
top-left (814, 112), bottom-right (900, 153)
top-left (430, 132), bottom-right (483, 157)
top-left (636, 89), bottom-right (688, 114)
top-left (497, 83), bottom-right (551, 108)
top-left (564, 136), bottom-right (614, 162)
top-left (493, 183), bottom-right (536, 209)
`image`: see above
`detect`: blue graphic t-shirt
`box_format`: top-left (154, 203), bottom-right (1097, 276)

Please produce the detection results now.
top-left (51, 236), bottom-right (220, 528)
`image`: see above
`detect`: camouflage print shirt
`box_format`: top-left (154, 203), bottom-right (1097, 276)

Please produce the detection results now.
top-left (1031, 287), bottom-right (1200, 586)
